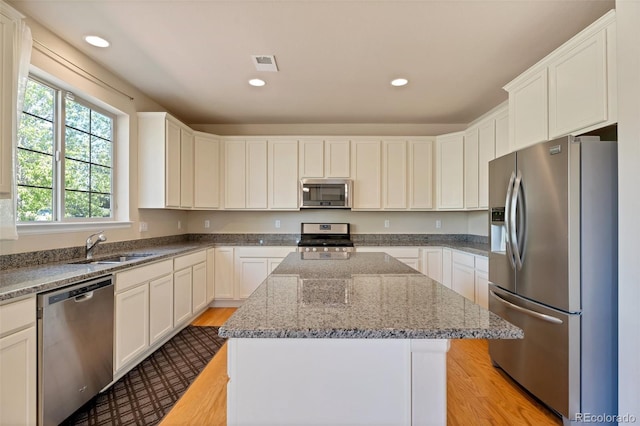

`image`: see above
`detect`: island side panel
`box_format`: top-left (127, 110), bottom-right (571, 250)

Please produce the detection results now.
top-left (411, 339), bottom-right (450, 426)
top-left (227, 338), bottom-right (413, 425)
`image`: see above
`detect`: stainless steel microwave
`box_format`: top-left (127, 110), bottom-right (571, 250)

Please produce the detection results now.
top-left (300, 179), bottom-right (352, 208)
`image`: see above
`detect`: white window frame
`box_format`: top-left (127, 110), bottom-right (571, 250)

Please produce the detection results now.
top-left (16, 73), bottom-right (132, 235)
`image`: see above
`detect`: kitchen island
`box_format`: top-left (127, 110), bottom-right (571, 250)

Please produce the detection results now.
top-left (219, 252), bottom-right (522, 426)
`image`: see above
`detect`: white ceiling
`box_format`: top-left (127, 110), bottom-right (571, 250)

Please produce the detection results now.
top-left (11, 0), bottom-right (615, 125)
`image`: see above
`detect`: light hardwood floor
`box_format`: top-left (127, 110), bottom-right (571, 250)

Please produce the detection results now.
top-left (161, 308), bottom-right (561, 426)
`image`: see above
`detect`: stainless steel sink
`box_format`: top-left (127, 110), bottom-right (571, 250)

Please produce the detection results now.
top-left (70, 253), bottom-right (154, 265)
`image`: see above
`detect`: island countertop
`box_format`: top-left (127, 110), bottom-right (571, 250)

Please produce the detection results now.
top-left (219, 252), bottom-right (522, 340)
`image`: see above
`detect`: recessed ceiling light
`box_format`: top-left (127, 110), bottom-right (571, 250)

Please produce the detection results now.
top-left (84, 35), bottom-right (110, 48)
top-left (391, 78), bottom-right (408, 87)
top-left (249, 78), bottom-right (266, 87)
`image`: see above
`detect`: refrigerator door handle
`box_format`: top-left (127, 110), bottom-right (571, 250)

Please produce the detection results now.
top-left (505, 172), bottom-right (517, 269)
top-left (489, 290), bottom-right (563, 324)
top-left (510, 170), bottom-right (524, 270)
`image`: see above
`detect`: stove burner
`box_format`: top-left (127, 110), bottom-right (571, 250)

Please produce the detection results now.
top-left (297, 222), bottom-right (354, 254)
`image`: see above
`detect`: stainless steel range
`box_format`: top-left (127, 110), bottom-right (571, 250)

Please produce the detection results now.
top-left (297, 223), bottom-right (354, 259)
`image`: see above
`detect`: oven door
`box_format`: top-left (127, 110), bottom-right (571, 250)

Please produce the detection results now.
top-left (300, 179), bottom-right (352, 208)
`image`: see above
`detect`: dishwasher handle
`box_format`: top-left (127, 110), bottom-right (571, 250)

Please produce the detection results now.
top-left (43, 276), bottom-right (113, 306)
top-left (74, 292), bottom-right (94, 302)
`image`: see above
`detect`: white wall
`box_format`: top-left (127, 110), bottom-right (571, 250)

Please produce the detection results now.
top-left (0, 13), bottom-right (186, 255)
top-left (187, 210), bottom-right (474, 235)
top-left (614, 0), bottom-right (640, 419)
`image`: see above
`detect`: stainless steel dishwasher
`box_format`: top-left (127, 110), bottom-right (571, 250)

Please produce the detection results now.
top-left (37, 275), bottom-right (114, 426)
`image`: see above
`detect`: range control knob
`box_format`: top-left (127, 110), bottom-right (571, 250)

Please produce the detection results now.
top-left (342, 247), bottom-right (348, 252)
top-left (305, 248), bottom-right (310, 252)
top-left (335, 247), bottom-right (340, 252)
top-left (312, 247), bottom-right (317, 252)
top-left (323, 247), bottom-right (329, 252)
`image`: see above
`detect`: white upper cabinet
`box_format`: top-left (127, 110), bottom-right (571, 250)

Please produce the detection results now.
top-left (246, 140), bottom-right (268, 209)
top-left (505, 10), bottom-right (616, 151)
top-left (408, 139), bottom-right (434, 210)
top-left (0, 4), bottom-right (21, 196)
top-left (224, 137), bottom-right (298, 210)
top-left (299, 139), bottom-right (324, 178)
top-left (138, 112), bottom-right (192, 208)
top-left (193, 132), bottom-right (220, 209)
top-left (351, 139), bottom-right (381, 209)
top-left (548, 28), bottom-right (609, 138)
top-left (435, 132), bottom-right (464, 210)
top-left (382, 140), bottom-right (407, 209)
top-left (477, 119), bottom-right (496, 209)
top-left (223, 138), bottom-right (268, 209)
top-left (299, 139), bottom-right (350, 178)
top-left (223, 139), bottom-right (247, 209)
top-left (494, 107), bottom-right (510, 158)
top-left (325, 139), bottom-right (351, 177)
top-left (179, 127), bottom-right (194, 208)
top-left (506, 69), bottom-right (549, 151)
top-left (464, 103), bottom-right (502, 211)
top-left (464, 127), bottom-right (479, 209)
top-left (268, 140), bottom-right (298, 209)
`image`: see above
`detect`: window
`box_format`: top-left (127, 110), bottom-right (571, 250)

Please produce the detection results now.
top-left (17, 77), bottom-right (114, 222)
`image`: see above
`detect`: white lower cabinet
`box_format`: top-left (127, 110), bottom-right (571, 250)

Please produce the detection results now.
top-left (206, 248), bottom-right (215, 304)
top-left (149, 274), bottom-right (174, 345)
top-left (451, 251), bottom-right (476, 302)
top-left (192, 262), bottom-right (207, 313)
top-left (115, 284), bottom-right (150, 371)
top-left (214, 247), bottom-right (235, 300)
top-left (268, 258), bottom-right (283, 273)
top-left (234, 247), bottom-right (296, 300)
top-left (173, 268), bottom-right (193, 326)
top-left (420, 247), bottom-right (488, 306)
top-left (441, 248), bottom-right (452, 289)
top-left (421, 247), bottom-right (443, 283)
top-left (212, 246), bottom-right (295, 305)
top-left (0, 297), bottom-right (37, 426)
top-left (440, 248), bottom-right (489, 306)
top-left (173, 250), bottom-right (208, 326)
top-left (474, 256), bottom-right (489, 309)
top-left (115, 259), bottom-right (173, 373)
top-left (236, 256), bottom-right (269, 299)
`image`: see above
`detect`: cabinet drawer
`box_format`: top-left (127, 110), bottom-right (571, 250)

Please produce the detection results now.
top-left (452, 251), bottom-right (475, 268)
top-left (0, 297), bottom-right (36, 337)
top-left (116, 260), bottom-right (173, 293)
top-left (174, 250), bottom-right (207, 270)
top-left (475, 256), bottom-right (489, 273)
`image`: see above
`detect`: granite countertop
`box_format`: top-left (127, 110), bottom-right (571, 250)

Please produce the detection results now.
top-left (0, 244), bottom-right (209, 301)
top-left (218, 252), bottom-right (522, 340)
top-left (0, 233), bottom-right (489, 302)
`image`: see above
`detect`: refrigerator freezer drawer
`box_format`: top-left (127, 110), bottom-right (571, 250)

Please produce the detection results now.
top-left (488, 284), bottom-right (580, 419)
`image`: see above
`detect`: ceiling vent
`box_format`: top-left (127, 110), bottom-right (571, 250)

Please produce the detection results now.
top-left (251, 55), bottom-right (278, 72)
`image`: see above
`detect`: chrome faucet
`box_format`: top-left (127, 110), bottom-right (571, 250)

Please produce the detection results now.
top-left (86, 231), bottom-right (107, 259)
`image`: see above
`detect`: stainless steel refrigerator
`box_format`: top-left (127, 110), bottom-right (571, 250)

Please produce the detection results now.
top-left (488, 136), bottom-right (618, 425)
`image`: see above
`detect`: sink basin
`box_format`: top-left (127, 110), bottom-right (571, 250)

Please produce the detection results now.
top-left (70, 253), bottom-right (155, 265)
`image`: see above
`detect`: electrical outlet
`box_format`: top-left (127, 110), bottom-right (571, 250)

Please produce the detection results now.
top-left (275, 220), bottom-right (281, 228)
top-left (384, 219), bottom-right (390, 228)
top-left (178, 220), bottom-right (182, 230)
top-left (139, 222), bottom-right (148, 232)
top-left (204, 220), bottom-right (210, 228)
top-left (435, 220), bottom-right (442, 229)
